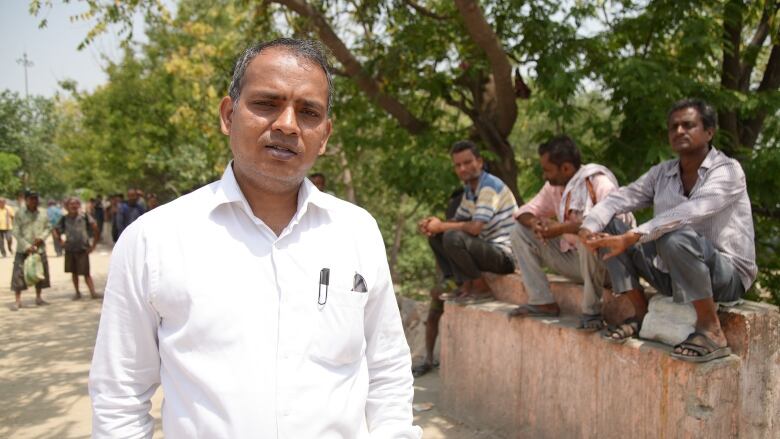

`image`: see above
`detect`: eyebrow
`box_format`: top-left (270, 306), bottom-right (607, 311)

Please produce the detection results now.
top-left (245, 90), bottom-right (326, 112)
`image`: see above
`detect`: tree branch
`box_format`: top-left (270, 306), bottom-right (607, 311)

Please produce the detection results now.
top-left (739, 42), bottom-right (780, 148)
top-left (403, 0), bottom-right (450, 20)
top-left (738, 0), bottom-right (776, 91)
top-left (718, 0), bottom-right (744, 153)
top-left (453, 0), bottom-right (518, 137)
top-left (271, 0), bottom-right (428, 134)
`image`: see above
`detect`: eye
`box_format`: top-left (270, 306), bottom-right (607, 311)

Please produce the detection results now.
top-left (300, 108), bottom-right (320, 118)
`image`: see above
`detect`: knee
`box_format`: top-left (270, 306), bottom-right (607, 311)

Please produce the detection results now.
top-left (656, 228), bottom-right (698, 257)
top-left (603, 217), bottom-right (629, 235)
top-left (442, 229), bottom-right (467, 250)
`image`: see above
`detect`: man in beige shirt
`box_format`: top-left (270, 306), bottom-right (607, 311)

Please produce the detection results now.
top-left (0, 197), bottom-right (15, 257)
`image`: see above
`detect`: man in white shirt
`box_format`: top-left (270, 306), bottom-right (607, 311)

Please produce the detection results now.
top-left (89, 38), bottom-right (421, 438)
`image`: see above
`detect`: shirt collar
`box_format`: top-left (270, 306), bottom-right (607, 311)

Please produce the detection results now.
top-left (211, 162), bottom-right (337, 222)
top-left (664, 146), bottom-right (720, 177)
top-left (464, 171), bottom-right (487, 198)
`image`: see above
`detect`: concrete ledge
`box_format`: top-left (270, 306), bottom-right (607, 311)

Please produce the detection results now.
top-left (485, 272), bottom-right (609, 316)
top-left (439, 299), bottom-right (780, 438)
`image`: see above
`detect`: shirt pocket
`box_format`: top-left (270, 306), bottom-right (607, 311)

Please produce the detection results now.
top-left (309, 287), bottom-right (368, 366)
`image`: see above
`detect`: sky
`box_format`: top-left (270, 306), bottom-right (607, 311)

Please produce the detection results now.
top-left (0, 1), bottom-right (142, 98)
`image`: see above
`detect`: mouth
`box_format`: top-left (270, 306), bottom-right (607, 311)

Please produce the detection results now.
top-left (265, 144), bottom-right (299, 160)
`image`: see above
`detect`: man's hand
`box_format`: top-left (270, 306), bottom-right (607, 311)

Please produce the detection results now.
top-left (529, 218), bottom-right (563, 243)
top-left (418, 216), bottom-right (442, 237)
top-left (582, 231), bottom-right (641, 260)
top-left (424, 217), bottom-right (443, 236)
top-left (25, 245), bottom-right (37, 255)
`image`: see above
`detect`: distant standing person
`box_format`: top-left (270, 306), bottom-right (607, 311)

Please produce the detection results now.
top-left (0, 197), bottom-right (15, 257)
top-left (11, 191), bottom-right (51, 310)
top-left (108, 193), bottom-right (122, 243)
top-left (115, 189), bottom-right (146, 237)
top-left (92, 196), bottom-right (105, 241)
top-left (53, 198), bottom-right (101, 300)
top-left (46, 199), bottom-right (64, 257)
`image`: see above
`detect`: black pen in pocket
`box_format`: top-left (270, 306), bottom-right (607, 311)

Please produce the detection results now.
top-left (318, 268), bottom-right (330, 305)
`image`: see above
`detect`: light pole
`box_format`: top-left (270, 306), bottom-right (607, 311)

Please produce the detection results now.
top-left (16, 52), bottom-right (34, 99)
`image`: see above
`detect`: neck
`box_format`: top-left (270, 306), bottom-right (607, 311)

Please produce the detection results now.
top-left (467, 172), bottom-right (482, 192)
top-left (679, 146), bottom-right (710, 173)
top-left (234, 172), bottom-right (300, 236)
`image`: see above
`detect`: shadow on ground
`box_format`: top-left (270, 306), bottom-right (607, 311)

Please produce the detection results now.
top-left (0, 253), bottom-right (107, 439)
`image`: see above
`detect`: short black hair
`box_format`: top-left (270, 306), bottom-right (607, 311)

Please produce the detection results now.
top-left (228, 38), bottom-right (334, 114)
top-left (667, 98), bottom-right (718, 130)
top-left (538, 135), bottom-right (581, 168)
top-left (450, 140), bottom-right (481, 158)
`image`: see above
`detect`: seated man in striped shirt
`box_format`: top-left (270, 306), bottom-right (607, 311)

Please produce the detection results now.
top-left (508, 135), bottom-right (633, 330)
top-left (418, 140), bottom-right (517, 303)
top-left (580, 99), bottom-right (756, 363)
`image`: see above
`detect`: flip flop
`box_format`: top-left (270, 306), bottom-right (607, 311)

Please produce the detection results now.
top-left (508, 304), bottom-right (560, 318)
top-left (577, 313), bottom-right (605, 332)
top-left (671, 331), bottom-right (732, 363)
top-left (600, 317), bottom-right (641, 344)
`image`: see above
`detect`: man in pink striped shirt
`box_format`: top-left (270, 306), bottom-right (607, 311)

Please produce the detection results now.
top-left (508, 135), bottom-right (632, 330)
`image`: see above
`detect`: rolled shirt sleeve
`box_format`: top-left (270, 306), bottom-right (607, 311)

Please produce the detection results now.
top-left (581, 166), bottom-right (657, 233)
top-left (362, 220), bottom-right (422, 439)
top-left (89, 221), bottom-right (161, 439)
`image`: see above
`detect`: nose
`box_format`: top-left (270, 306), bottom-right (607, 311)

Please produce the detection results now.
top-left (272, 105), bottom-right (299, 136)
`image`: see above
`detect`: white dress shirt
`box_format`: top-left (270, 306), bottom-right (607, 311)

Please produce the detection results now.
top-left (89, 164), bottom-right (421, 439)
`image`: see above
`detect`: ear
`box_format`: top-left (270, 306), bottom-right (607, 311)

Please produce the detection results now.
top-left (704, 126), bottom-right (715, 143)
top-left (317, 118), bottom-right (333, 156)
top-left (561, 162), bottom-right (575, 176)
top-left (219, 96), bottom-right (234, 135)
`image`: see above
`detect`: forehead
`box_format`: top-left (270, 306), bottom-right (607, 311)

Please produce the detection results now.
top-left (452, 149), bottom-right (478, 162)
top-left (668, 107), bottom-right (701, 124)
top-left (241, 48), bottom-right (328, 101)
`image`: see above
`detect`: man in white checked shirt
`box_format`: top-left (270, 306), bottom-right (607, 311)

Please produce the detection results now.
top-left (578, 99), bottom-right (756, 363)
top-left (89, 39), bottom-right (421, 438)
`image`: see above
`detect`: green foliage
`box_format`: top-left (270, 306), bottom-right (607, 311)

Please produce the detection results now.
top-left (0, 90), bottom-right (67, 196)
top-left (30, 0), bottom-right (780, 304)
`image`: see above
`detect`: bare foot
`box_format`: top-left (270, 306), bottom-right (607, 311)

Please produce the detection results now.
top-left (72, 292), bottom-right (83, 301)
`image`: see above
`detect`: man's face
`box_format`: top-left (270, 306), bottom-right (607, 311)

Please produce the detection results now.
top-left (127, 190), bottom-right (138, 205)
top-left (668, 107), bottom-right (713, 154)
top-left (0, 199), bottom-right (5, 208)
top-left (451, 149), bottom-right (483, 183)
top-left (540, 153), bottom-right (572, 187)
top-left (219, 47), bottom-right (332, 193)
top-left (66, 200), bottom-right (80, 215)
top-left (25, 196), bottom-right (38, 211)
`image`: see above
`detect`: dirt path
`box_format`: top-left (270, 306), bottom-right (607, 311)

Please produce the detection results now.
top-left (0, 238), bottom-right (489, 438)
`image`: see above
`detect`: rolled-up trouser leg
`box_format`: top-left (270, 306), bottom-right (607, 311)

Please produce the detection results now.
top-left (441, 230), bottom-right (514, 280)
top-left (577, 241), bottom-right (606, 315)
top-left (655, 227), bottom-right (744, 303)
top-left (601, 218), bottom-right (673, 296)
top-left (509, 224), bottom-right (581, 306)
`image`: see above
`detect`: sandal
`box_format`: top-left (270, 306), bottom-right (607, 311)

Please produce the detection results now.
top-left (671, 332), bottom-right (732, 363)
top-left (577, 313), bottom-right (605, 332)
top-left (600, 317), bottom-right (642, 344)
top-left (508, 304), bottom-right (560, 318)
